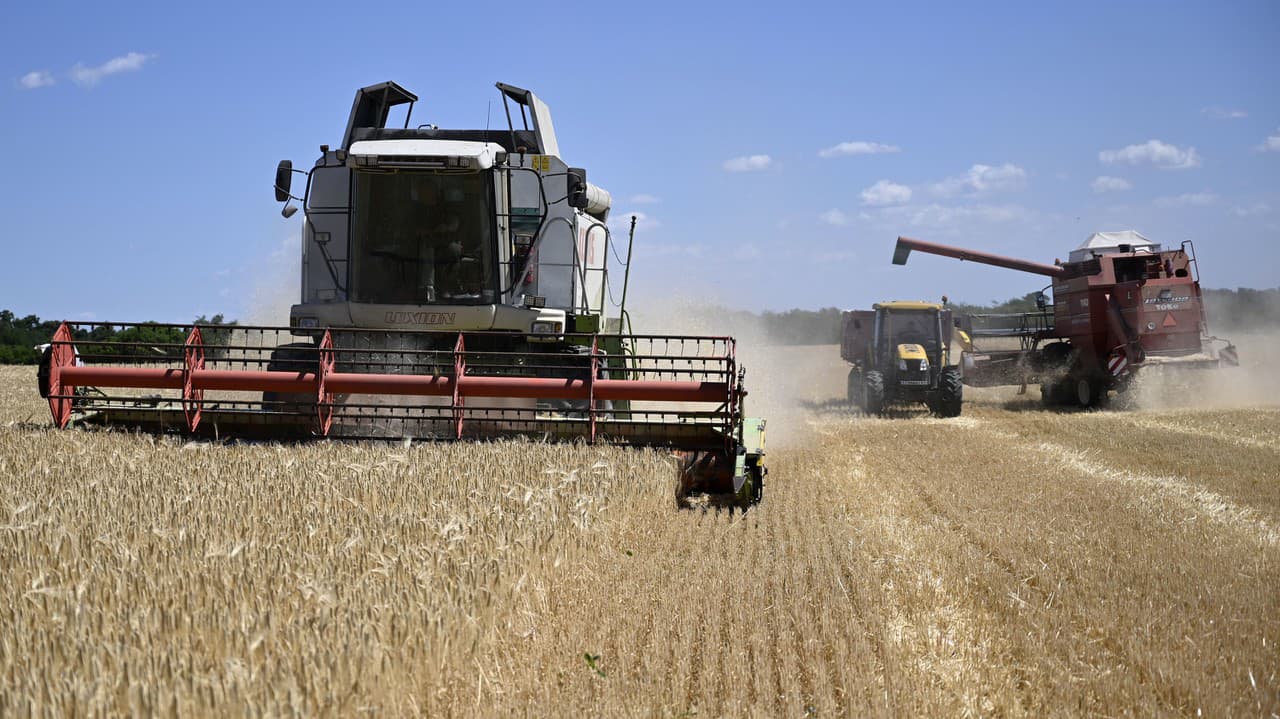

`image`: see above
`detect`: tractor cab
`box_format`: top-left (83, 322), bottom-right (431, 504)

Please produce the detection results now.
top-left (875, 302), bottom-right (949, 382)
top-left (841, 301), bottom-right (962, 416)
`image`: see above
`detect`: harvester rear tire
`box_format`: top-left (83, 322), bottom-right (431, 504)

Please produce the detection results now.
top-left (935, 367), bottom-right (963, 417)
top-left (864, 371), bottom-right (886, 416)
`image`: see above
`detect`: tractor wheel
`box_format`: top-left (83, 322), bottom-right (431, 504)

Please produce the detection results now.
top-left (263, 342), bottom-right (320, 410)
top-left (847, 368), bottom-right (863, 409)
top-left (863, 370), bottom-right (886, 416)
top-left (935, 367), bottom-right (963, 417)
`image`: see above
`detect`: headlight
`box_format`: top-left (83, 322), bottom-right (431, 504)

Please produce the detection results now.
top-left (898, 359), bottom-right (908, 371)
top-left (531, 321), bottom-right (562, 334)
top-left (919, 356), bottom-right (929, 370)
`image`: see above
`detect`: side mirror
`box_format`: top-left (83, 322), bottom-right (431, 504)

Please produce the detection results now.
top-left (274, 160), bottom-right (293, 202)
top-left (1035, 292), bottom-right (1048, 310)
top-left (566, 167), bottom-right (588, 210)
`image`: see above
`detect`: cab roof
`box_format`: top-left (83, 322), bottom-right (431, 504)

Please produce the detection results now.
top-left (873, 300), bottom-right (944, 311)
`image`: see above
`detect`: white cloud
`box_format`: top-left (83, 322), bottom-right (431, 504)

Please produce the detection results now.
top-left (627, 193), bottom-right (660, 204)
top-left (1098, 139), bottom-right (1201, 169)
top-left (1231, 203), bottom-right (1270, 217)
top-left (877, 203), bottom-right (1029, 232)
top-left (1154, 192), bottom-right (1218, 208)
top-left (932, 163), bottom-right (1027, 197)
top-left (1091, 176), bottom-right (1132, 193)
top-left (860, 180), bottom-right (912, 206)
top-left (640, 242), bottom-right (705, 259)
top-left (18, 70), bottom-right (54, 89)
top-left (1256, 129), bottom-right (1280, 153)
top-left (818, 141), bottom-right (901, 158)
top-left (609, 210), bottom-right (660, 239)
top-left (1202, 107), bottom-right (1248, 119)
top-left (71, 52), bottom-right (153, 87)
top-left (722, 154), bottom-right (772, 172)
top-left (819, 209), bottom-right (849, 226)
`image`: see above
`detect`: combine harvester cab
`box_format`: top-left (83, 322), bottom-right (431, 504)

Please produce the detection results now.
top-left (36, 81), bottom-right (767, 507)
top-left (892, 232), bottom-right (1239, 408)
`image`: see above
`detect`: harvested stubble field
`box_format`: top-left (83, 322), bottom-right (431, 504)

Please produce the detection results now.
top-left (1, 345), bottom-right (1278, 717)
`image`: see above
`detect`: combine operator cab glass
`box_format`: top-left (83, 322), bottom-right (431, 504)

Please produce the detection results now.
top-left (350, 171), bottom-right (497, 305)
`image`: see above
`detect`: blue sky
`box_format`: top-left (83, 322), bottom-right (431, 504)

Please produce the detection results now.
top-left (2, 1), bottom-right (1277, 323)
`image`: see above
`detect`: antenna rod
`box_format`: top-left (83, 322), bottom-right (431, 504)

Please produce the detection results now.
top-left (618, 215), bottom-right (637, 334)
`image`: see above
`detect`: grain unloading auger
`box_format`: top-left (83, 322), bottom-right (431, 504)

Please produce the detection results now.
top-left (35, 80), bottom-right (767, 506)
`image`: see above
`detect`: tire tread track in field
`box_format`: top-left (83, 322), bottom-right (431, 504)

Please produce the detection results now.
top-left (1032, 439), bottom-right (1280, 549)
top-left (954, 414), bottom-right (1280, 549)
top-left (1116, 413), bottom-right (1280, 452)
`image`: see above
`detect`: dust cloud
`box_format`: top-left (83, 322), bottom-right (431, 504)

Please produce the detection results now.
top-left (1126, 332), bottom-right (1280, 411)
top-left (628, 296), bottom-right (848, 449)
top-left (242, 232), bottom-right (302, 326)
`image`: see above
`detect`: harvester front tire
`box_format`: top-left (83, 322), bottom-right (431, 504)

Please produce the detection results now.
top-left (935, 367), bottom-right (963, 417)
top-left (1040, 378), bottom-right (1071, 406)
top-left (863, 371), bottom-right (885, 416)
top-left (1075, 375), bottom-right (1107, 409)
top-left (263, 343), bottom-right (320, 409)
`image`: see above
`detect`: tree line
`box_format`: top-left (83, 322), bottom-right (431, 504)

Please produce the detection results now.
top-left (1, 287), bottom-right (1274, 361)
top-left (0, 311), bottom-right (236, 364)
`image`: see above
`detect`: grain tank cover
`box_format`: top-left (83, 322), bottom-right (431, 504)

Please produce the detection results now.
top-left (1069, 231), bottom-right (1160, 263)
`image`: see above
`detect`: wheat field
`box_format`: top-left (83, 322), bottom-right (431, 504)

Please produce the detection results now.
top-left (1, 347), bottom-right (1277, 716)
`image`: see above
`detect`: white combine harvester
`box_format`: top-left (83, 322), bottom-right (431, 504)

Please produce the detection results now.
top-left (38, 81), bottom-right (767, 506)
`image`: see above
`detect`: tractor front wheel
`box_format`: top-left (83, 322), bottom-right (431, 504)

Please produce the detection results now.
top-left (934, 366), bottom-right (963, 417)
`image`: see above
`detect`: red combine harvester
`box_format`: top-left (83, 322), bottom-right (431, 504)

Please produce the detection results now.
top-left (892, 232), bottom-right (1239, 407)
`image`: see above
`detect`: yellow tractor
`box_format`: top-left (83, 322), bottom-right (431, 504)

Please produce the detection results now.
top-left (841, 300), bottom-right (963, 417)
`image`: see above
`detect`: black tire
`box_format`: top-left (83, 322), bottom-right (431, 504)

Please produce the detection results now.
top-left (37, 345), bottom-right (53, 399)
top-left (846, 368), bottom-right (862, 408)
top-left (263, 342), bottom-right (320, 408)
top-left (1037, 342), bottom-right (1072, 371)
top-left (735, 458), bottom-right (766, 507)
top-left (864, 370), bottom-right (886, 416)
top-left (935, 366), bottom-right (963, 417)
top-left (1039, 377), bottom-right (1067, 406)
